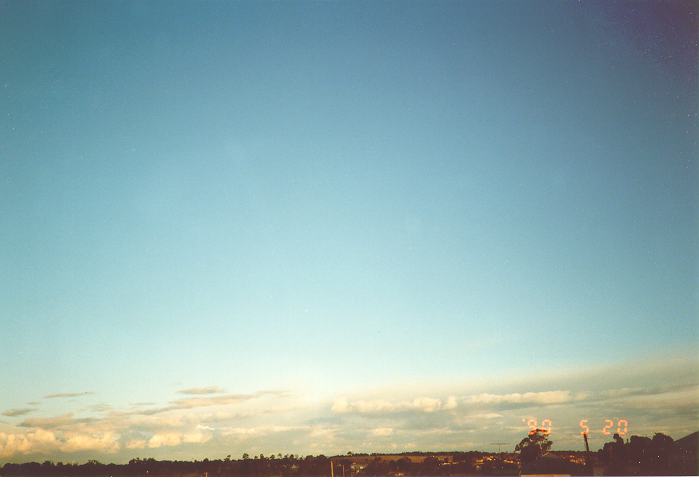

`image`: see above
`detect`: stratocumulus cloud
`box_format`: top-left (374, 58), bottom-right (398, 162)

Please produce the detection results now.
top-left (44, 392), bottom-right (94, 399)
top-left (331, 396), bottom-right (457, 415)
top-left (177, 386), bottom-right (225, 395)
top-left (19, 414), bottom-right (83, 429)
top-left (1, 356), bottom-right (697, 461)
top-left (466, 390), bottom-right (575, 405)
top-left (1, 409), bottom-right (34, 418)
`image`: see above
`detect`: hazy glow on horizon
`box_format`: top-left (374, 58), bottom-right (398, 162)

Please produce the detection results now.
top-left (1, 0), bottom-right (697, 462)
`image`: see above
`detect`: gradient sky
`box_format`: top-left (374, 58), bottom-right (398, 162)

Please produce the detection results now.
top-left (1, 0), bottom-right (697, 462)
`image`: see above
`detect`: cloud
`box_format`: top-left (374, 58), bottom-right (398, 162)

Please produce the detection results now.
top-left (19, 414), bottom-right (80, 429)
top-left (219, 425), bottom-right (307, 438)
top-left (1, 388), bottom-right (300, 459)
top-left (177, 386), bottom-right (225, 395)
top-left (1, 355), bottom-right (697, 461)
top-left (466, 390), bottom-right (575, 406)
top-left (444, 396), bottom-right (458, 410)
top-left (61, 432), bottom-right (120, 454)
top-left (44, 392), bottom-right (94, 399)
top-left (147, 428), bottom-right (213, 448)
top-left (598, 385), bottom-right (699, 411)
top-left (88, 404), bottom-right (112, 413)
top-left (125, 390), bottom-right (286, 416)
top-left (331, 398), bottom-right (393, 414)
top-left (0, 429), bottom-right (119, 458)
top-left (172, 394), bottom-right (254, 409)
top-left (147, 432), bottom-right (182, 448)
top-left (411, 397), bottom-right (444, 413)
top-left (471, 413), bottom-right (504, 420)
top-left (125, 439), bottom-right (147, 449)
top-left (331, 396), bottom-right (458, 415)
top-left (308, 426), bottom-right (338, 440)
top-left (2, 408), bottom-right (34, 417)
top-left (371, 427), bottom-right (394, 437)
top-left (0, 429), bottom-right (57, 458)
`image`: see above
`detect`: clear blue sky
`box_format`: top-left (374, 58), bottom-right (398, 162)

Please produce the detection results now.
top-left (1, 0), bottom-right (697, 460)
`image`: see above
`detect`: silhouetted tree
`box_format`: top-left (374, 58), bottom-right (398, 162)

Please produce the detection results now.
top-left (650, 432), bottom-right (674, 474)
top-left (515, 429), bottom-right (552, 469)
top-left (601, 433), bottom-right (627, 475)
top-left (627, 435), bottom-right (653, 473)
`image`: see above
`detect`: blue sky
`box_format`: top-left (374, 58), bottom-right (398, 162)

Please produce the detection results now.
top-left (1, 0), bottom-right (697, 461)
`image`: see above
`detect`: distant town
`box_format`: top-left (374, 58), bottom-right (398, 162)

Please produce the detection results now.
top-left (2, 430), bottom-right (697, 476)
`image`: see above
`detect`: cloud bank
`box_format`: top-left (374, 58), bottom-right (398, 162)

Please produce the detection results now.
top-left (1, 409), bottom-right (34, 418)
top-left (177, 387), bottom-right (225, 396)
top-left (44, 392), bottom-right (94, 400)
top-left (1, 356), bottom-right (697, 462)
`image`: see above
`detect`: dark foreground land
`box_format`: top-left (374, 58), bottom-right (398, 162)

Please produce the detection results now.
top-left (2, 431), bottom-right (697, 477)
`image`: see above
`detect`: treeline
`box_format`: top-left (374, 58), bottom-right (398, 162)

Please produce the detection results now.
top-left (356, 453), bottom-right (519, 477)
top-left (0, 454), bottom-right (486, 477)
top-left (1, 455), bottom-right (334, 477)
top-left (598, 432), bottom-right (697, 476)
top-left (1, 431), bottom-right (696, 477)
top-left (0, 451), bottom-right (519, 477)
top-left (0, 454), bottom-right (482, 477)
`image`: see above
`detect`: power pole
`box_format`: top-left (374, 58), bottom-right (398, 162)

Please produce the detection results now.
top-left (582, 432), bottom-right (593, 473)
top-left (490, 442), bottom-right (508, 453)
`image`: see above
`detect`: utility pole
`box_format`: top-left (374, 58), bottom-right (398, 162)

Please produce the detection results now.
top-left (582, 432), bottom-right (594, 475)
top-left (490, 442), bottom-right (508, 453)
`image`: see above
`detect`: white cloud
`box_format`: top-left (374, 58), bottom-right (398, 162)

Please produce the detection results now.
top-left (125, 439), bottom-right (147, 449)
top-left (19, 414), bottom-right (80, 429)
top-left (411, 397), bottom-right (442, 413)
top-left (1, 408), bottom-right (34, 418)
top-left (472, 412), bottom-right (504, 420)
top-left (148, 432), bottom-right (182, 448)
top-left (444, 396), bottom-right (458, 410)
top-left (44, 392), bottom-right (94, 399)
top-left (334, 399), bottom-right (398, 414)
top-left (309, 426), bottom-right (337, 439)
top-left (331, 396), bottom-right (457, 415)
top-left (466, 390), bottom-right (574, 405)
top-left (0, 429), bottom-right (119, 458)
top-left (220, 425), bottom-right (307, 439)
top-left (2, 356), bottom-right (697, 460)
top-left (146, 429), bottom-right (212, 448)
top-left (330, 398), bottom-right (350, 414)
top-left (0, 429), bottom-right (55, 458)
top-left (371, 427), bottom-right (394, 437)
top-left (177, 386), bottom-right (225, 395)
top-left (61, 432), bottom-right (120, 454)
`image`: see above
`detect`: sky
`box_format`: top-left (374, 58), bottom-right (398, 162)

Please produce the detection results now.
top-left (1, 0), bottom-right (698, 462)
